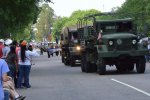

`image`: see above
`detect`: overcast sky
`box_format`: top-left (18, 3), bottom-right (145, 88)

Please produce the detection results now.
top-left (49, 0), bottom-right (126, 17)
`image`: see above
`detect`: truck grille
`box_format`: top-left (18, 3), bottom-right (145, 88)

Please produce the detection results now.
top-left (116, 44), bottom-right (132, 51)
top-left (117, 39), bottom-right (132, 51)
top-left (108, 39), bottom-right (137, 51)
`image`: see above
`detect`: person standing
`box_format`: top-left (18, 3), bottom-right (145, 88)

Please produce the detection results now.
top-left (47, 45), bottom-right (54, 58)
top-left (47, 45), bottom-right (51, 58)
top-left (2, 39), bottom-right (12, 59)
top-left (12, 40), bottom-right (20, 56)
top-left (11, 40), bottom-right (20, 86)
top-left (39, 43), bottom-right (44, 55)
top-left (17, 40), bottom-right (39, 88)
top-left (0, 39), bottom-right (4, 58)
top-left (6, 45), bottom-right (18, 81)
top-left (0, 58), bottom-right (10, 100)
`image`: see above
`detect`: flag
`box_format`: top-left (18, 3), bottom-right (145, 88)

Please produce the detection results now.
top-left (97, 31), bottom-right (102, 40)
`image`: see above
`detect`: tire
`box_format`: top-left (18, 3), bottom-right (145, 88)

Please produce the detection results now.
top-left (64, 52), bottom-right (70, 65)
top-left (84, 60), bottom-right (92, 73)
top-left (136, 56), bottom-right (146, 73)
top-left (97, 58), bottom-right (106, 75)
top-left (81, 54), bottom-right (86, 72)
top-left (92, 64), bottom-right (97, 72)
top-left (64, 59), bottom-right (70, 65)
top-left (84, 52), bottom-right (92, 73)
top-left (64, 57), bottom-right (70, 65)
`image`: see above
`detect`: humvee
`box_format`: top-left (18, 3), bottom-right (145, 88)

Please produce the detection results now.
top-left (78, 13), bottom-right (149, 75)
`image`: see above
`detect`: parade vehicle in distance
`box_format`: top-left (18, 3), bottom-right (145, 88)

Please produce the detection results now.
top-left (61, 26), bottom-right (81, 66)
top-left (78, 12), bottom-right (149, 75)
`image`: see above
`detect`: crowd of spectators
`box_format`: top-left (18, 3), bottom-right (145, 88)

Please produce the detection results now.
top-left (38, 42), bottom-right (61, 58)
top-left (0, 39), bottom-right (39, 100)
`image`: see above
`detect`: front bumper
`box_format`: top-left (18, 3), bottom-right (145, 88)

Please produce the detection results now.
top-left (98, 49), bottom-right (149, 58)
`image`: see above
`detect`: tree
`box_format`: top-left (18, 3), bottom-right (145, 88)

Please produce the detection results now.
top-left (0, 0), bottom-right (52, 39)
top-left (116, 0), bottom-right (150, 36)
top-left (52, 9), bottom-right (100, 42)
top-left (52, 17), bottom-right (69, 41)
top-left (36, 4), bottom-right (54, 41)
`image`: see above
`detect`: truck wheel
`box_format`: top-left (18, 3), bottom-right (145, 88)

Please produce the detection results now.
top-left (97, 58), bottom-right (106, 75)
top-left (92, 64), bottom-right (97, 72)
top-left (84, 52), bottom-right (92, 73)
top-left (84, 60), bottom-right (92, 73)
top-left (64, 59), bottom-right (70, 65)
top-left (81, 54), bottom-right (86, 72)
top-left (136, 56), bottom-right (146, 73)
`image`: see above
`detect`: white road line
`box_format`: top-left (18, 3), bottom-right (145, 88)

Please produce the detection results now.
top-left (111, 78), bottom-right (150, 97)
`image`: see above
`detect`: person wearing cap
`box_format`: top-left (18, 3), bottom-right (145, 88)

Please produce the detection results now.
top-left (2, 39), bottom-right (12, 59)
top-left (17, 40), bottom-right (39, 88)
top-left (0, 39), bottom-right (4, 58)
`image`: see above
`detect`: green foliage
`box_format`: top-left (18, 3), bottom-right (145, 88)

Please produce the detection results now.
top-left (66, 9), bottom-right (100, 26)
top-left (52, 17), bottom-right (69, 40)
top-left (52, 9), bottom-right (100, 41)
top-left (0, 0), bottom-right (35, 39)
top-left (116, 0), bottom-right (150, 36)
top-left (0, 0), bottom-right (52, 39)
top-left (35, 4), bottom-right (54, 41)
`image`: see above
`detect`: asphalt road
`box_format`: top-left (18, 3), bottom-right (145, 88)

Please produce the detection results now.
top-left (17, 52), bottom-right (150, 100)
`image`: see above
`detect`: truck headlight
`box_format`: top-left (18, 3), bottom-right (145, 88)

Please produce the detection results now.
top-left (76, 46), bottom-right (81, 51)
top-left (132, 40), bottom-right (137, 44)
top-left (109, 41), bottom-right (113, 46)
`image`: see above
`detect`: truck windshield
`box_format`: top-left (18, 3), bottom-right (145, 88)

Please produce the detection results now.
top-left (72, 31), bottom-right (78, 39)
top-left (96, 21), bottom-right (133, 34)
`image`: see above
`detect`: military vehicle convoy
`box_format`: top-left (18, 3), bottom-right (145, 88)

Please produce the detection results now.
top-left (78, 13), bottom-right (149, 75)
top-left (61, 26), bottom-right (81, 66)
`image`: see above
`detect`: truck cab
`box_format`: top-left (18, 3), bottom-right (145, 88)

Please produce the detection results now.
top-left (79, 15), bottom-right (148, 75)
top-left (61, 26), bottom-right (81, 66)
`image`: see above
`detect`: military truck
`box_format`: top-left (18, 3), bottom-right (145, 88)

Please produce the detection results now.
top-left (78, 13), bottom-right (149, 75)
top-left (61, 26), bottom-right (81, 66)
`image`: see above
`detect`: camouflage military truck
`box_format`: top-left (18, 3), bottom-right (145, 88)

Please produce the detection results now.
top-left (78, 13), bottom-right (149, 75)
top-left (61, 26), bottom-right (81, 66)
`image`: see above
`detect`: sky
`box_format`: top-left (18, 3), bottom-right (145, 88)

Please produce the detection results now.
top-left (49, 0), bottom-right (126, 17)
